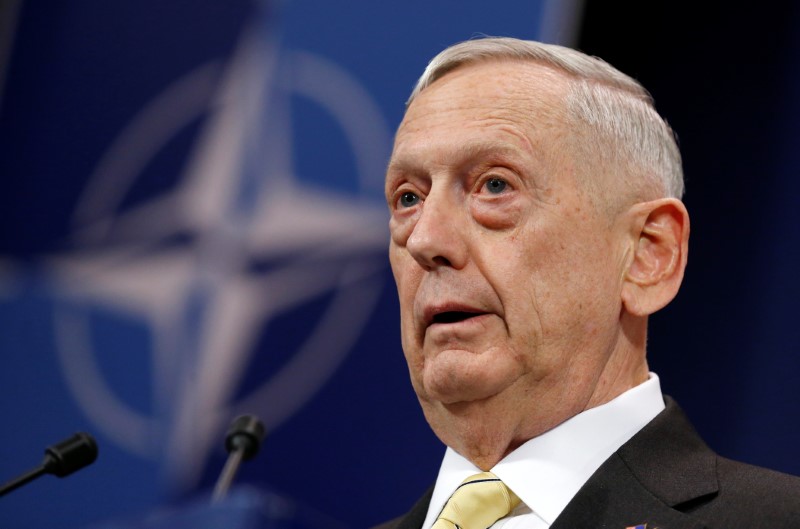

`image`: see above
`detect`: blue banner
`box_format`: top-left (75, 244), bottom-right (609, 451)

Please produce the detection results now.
top-left (0, 1), bottom-right (573, 527)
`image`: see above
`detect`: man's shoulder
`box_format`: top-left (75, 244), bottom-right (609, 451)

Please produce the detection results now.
top-left (716, 455), bottom-right (800, 492)
top-left (616, 397), bottom-right (800, 526)
top-left (693, 456), bottom-right (800, 522)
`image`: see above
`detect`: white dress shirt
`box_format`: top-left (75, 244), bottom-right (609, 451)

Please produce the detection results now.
top-left (420, 374), bottom-right (666, 529)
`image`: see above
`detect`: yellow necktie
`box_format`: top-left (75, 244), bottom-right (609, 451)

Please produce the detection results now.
top-left (432, 472), bottom-right (520, 529)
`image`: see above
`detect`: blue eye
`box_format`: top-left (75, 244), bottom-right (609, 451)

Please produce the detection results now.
top-left (398, 191), bottom-right (420, 208)
top-left (485, 178), bottom-right (507, 194)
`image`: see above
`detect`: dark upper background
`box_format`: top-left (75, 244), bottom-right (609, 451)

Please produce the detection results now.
top-left (579, 0), bottom-right (800, 478)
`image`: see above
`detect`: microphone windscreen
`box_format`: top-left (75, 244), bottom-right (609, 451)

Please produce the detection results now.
top-left (43, 432), bottom-right (99, 477)
top-left (225, 415), bottom-right (266, 460)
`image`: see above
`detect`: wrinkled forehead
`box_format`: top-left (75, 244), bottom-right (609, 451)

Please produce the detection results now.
top-left (388, 60), bottom-right (574, 178)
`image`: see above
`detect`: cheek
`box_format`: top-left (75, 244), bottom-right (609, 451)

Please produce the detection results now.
top-left (389, 211), bottom-right (417, 246)
top-left (388, 243), bottom-right (404, 289)
top-left (493, 224), bottom-right (585, 332)
top-left (389, 246), bottom-right (417, 301)
top-left (389, 244), bottom-right (423, 338)
top-left (529, 230), bottom-right (621, 337)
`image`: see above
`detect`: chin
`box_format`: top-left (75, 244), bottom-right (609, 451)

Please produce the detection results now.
top-left (422, 344), bottom-right (520, 393)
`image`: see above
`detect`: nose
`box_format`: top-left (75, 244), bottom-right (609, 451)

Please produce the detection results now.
top-left (405, 189), bottom-right (467, 270)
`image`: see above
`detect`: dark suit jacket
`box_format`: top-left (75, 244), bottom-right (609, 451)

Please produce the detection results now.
top-left (373, 398), bottom-right (800, 529)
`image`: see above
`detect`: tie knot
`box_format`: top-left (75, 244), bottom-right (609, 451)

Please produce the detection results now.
top-left (432, 472), bottom-right (520, 529)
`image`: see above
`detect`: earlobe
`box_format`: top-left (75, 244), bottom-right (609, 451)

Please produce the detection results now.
top-left (621, 198), bottom-right (690, 316)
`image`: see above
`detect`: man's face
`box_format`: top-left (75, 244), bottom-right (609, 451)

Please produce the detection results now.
top-left (386, 60), bottom-right (639, 465)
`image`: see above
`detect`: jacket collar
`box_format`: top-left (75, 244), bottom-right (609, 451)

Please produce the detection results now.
top-left (551, 397), bottom-right (718, 529)
top-left (617, 396), bottom-right (719, 507)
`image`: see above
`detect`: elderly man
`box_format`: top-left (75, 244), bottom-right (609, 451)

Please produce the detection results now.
top-left (376, 37), bottom-right (800, 529)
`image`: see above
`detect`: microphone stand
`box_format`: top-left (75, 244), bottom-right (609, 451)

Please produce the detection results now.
top-left (0, 465), bottom-right (49, 497)
top-left (0, 432), bottom-right (98, 497)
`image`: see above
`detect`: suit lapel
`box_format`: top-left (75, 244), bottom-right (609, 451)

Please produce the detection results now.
top-left (551, 452), bottom-right (708, 529)
top-left (552, 397), bottom-right (718, 529)
top-left (616, 397), bottom-right (718, 507)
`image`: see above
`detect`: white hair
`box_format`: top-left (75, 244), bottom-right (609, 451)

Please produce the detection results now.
top-left (407, 37), bottom-right (684, 200)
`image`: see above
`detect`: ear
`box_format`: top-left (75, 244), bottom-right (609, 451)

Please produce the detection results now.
top-left (621, 198), bottom-right (690, 316)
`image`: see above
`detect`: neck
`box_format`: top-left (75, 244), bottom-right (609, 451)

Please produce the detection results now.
top-left (426, 320), bottom-right (650, 470)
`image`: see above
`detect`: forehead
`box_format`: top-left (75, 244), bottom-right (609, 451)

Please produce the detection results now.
top-left (390, 60), bottom-right (570, 171)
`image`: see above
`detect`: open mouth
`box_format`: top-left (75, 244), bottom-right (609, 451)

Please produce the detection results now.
top-left (431, 311), bottom-right (484, 324)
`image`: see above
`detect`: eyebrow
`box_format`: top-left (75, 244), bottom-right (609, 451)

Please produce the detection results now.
top-left (387, 139), bottom-right (532, 177)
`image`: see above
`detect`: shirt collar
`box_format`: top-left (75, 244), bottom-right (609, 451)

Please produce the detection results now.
top-left (421, 374), bottom-right (665, 529)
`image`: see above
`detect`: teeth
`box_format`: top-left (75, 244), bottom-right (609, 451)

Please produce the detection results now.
top-left (433, 311), bottom-right (476, 324)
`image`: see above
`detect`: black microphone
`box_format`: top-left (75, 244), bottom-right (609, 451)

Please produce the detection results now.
top-left (0, 432), bottom-right (99, 497)
top-left (212, 414), bottom-right (265, 503)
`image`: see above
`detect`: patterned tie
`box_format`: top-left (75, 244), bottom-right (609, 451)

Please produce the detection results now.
top-left (432, 472), bottom-right (521, 529)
